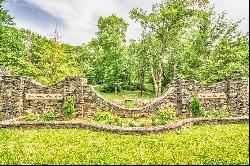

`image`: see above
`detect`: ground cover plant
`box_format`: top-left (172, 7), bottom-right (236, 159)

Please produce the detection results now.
top-left (88, 108), bottom-right (180, 127)
top-left (0, 124), bottom-right (248, 165)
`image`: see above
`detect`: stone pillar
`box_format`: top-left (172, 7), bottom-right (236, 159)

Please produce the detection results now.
top-left (174, 79), bottom-right (182, 115)
top-left (63, 77), bottom-right (87, 117)
top-left (0, 76), bottom-right (24, 121)
top-left (227, 78), bottom-right (248, 116)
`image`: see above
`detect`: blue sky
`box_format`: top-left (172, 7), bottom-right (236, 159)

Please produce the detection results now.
top-left (3, 0), bottom-right (249, 46)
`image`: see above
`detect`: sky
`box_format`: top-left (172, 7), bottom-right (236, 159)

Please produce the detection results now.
top-left (3, 0), bottom-right (249, 46)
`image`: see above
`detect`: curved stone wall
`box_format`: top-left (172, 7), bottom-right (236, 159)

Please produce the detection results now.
top-left (0, 117), bottom-right (248, 135)
top-left (0, 75), bottom-right (249, 121)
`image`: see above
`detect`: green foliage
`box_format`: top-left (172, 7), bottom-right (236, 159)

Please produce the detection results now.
top-left (128, 120), bottom-right (136, 127)
top-left (113, 116), bottom-right (126, 127)
top-left (139, 119), bottom-right (151, 127)
top-left (63, 96), bottom-right (76, 120)
top-left (123, 101), bottom-right (136, 109)
top-left (150, 115), bottom-right (158, 126)
top-left (92, 112), bottom-right (127, 126)
top-left (100, 83), bottom-right (121, 93)
top-left (92, 111), bottom-right (113, 122)
top-left (0, 124), bottom-right (248, 165)
top-left (25, 113), bottom-right (40, 121)
top-left (41, 108), bottom-right (56, 121)
top-left (202, 106), bottom-right (230, 118)
top-left (94, 85), bottom-right (154, 101)
top-left (0, 0), bottom-right (249, 99)
top-left (190, 97), bottom-right (203, 117)
top-left (156, 108), bottom-right (177, 125)
top-left (91, 111), bottom-right (178, 127)
top-left (0, 0), bottom-right (14, 26)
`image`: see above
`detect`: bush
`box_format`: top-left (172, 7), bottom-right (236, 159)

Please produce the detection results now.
top-left (139, 119), bottom-right (151, 127)
top-left (92, 112), bottom-right (113, 122)
top-left (189, 97), bottom-right (203, 117)
top-left (26, 113), bottom-right (40, 121)
top-left (212, 109), bottom-right (229, 118)
top-left (63, 96), bottom-right (76, 120)
top-left (124, 101), bottom-right (135, 108)
top-left (41, 108), bottom-right (56, 121)
top-left (150, 115), bottom-right (158, 126)
top-left (113, 116), bottom-right (125, 127)
top-left (156, 109), bottom-right (176, 121)
top-left (202, 108), bottom-right (229, 118)
top-left (128, 120), bottom-right (136, 127)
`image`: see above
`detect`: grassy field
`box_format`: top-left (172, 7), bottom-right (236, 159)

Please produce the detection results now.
top-left (0, 124), bottom-right (248, 165)
top-left (93, 85), bottom-right (155, 101)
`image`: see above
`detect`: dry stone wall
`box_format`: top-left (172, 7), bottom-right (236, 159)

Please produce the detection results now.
top-left (0, 71), bottom-right (249, 121)
top-left (0, 117), bottom-right (248, 135)
top-left (173, 78), bottom-right (249, 116)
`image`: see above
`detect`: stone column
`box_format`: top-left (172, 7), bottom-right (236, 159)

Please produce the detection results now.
top-left (0, 76), bottom-right (24, 120)
top-left (174, 79), bottom-right (182, 115)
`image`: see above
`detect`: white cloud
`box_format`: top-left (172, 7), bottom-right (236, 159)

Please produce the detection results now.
top-left (8, 0), bottom-right (250, 45)
top-left (210, 0), bottom-right (249, 34)
top-left (21, 0), bottom-right (161, 45)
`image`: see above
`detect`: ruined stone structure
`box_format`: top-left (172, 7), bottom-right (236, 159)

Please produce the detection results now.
top-left (0, 70), bottom-right (249, 121)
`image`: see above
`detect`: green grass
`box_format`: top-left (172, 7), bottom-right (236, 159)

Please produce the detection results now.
top-left (93, 85), bottom-right (155, 101)
top-left (0, 124), bottom-right (248, 165)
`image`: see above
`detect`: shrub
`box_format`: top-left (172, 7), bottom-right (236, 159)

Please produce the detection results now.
top-left (124, 101), bottom-right (135, 108)
top-left (26, 113), bottom-right (40, 121)
top-left (41, 108), bottom-right (56, 121)
top-left (150, 115), bottom-right (158, 126)
top-left (113, 116), bottom-right (125, 127)
top-left (63, 96), bottom-right (76, 120)
top-left (128, 120), bottom-right (136, 127)
top-left (92, 112), bottom-right (113, 122)
top-left (202, 109), bottom-right (229, 118)
top-left (139, 119), bottom-right (151, 127)
top-left (189, 97), bottom-right (203, 117)
top-left (213, 109), bottom-right (229, 118)
top-left (121, 82), bottom-right (139, 91)
top-left (156, 108), bottom-right (176, 121)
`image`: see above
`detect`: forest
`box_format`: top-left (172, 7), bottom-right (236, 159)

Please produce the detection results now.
top-left (0, 0), bottom-right (249, 98)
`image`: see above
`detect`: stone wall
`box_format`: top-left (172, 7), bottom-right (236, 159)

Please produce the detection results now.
top-left (0, 68), bottom-right (10, 76)
top-left (0, 74), bottom-right (249, 121)
top-left (0, 117), bottom-right (248, 135)
top-left (173, 78), bottom-right (249, 116)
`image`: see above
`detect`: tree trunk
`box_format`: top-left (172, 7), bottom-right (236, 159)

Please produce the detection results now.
top-left (150, 62), bottom-right (163, 98)
top-left (140, 62), bottom-right (145, 97)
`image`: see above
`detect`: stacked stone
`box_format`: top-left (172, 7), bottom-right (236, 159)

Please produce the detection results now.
top-left (0, 68), bottom-right (10, 76)
top-left (0, 71), bottom-right (249, 121)
top-left (172, 78), bottom-right (249, 117)
top-left (0, 117), bottom-right (248, 135)
top-left (198, 80), bottom-right (227, 112)
top-left (23, 77), bottom-right (64, 115)
top-left (0, 76), bottom-right (24, 120)
top-left (63, 77), bottom-right (88, 117)
top-left (227, 78), bottom-right (249, 116)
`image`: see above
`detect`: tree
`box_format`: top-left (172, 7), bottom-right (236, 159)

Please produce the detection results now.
top-left (177, 4), bottom-right (249, 84)
top-left (88, 14), bottom-right (129, 92)
top-left (0, 0), bottom-right (14, 26)
top-left (130, 0), bottom-right (208, 97)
